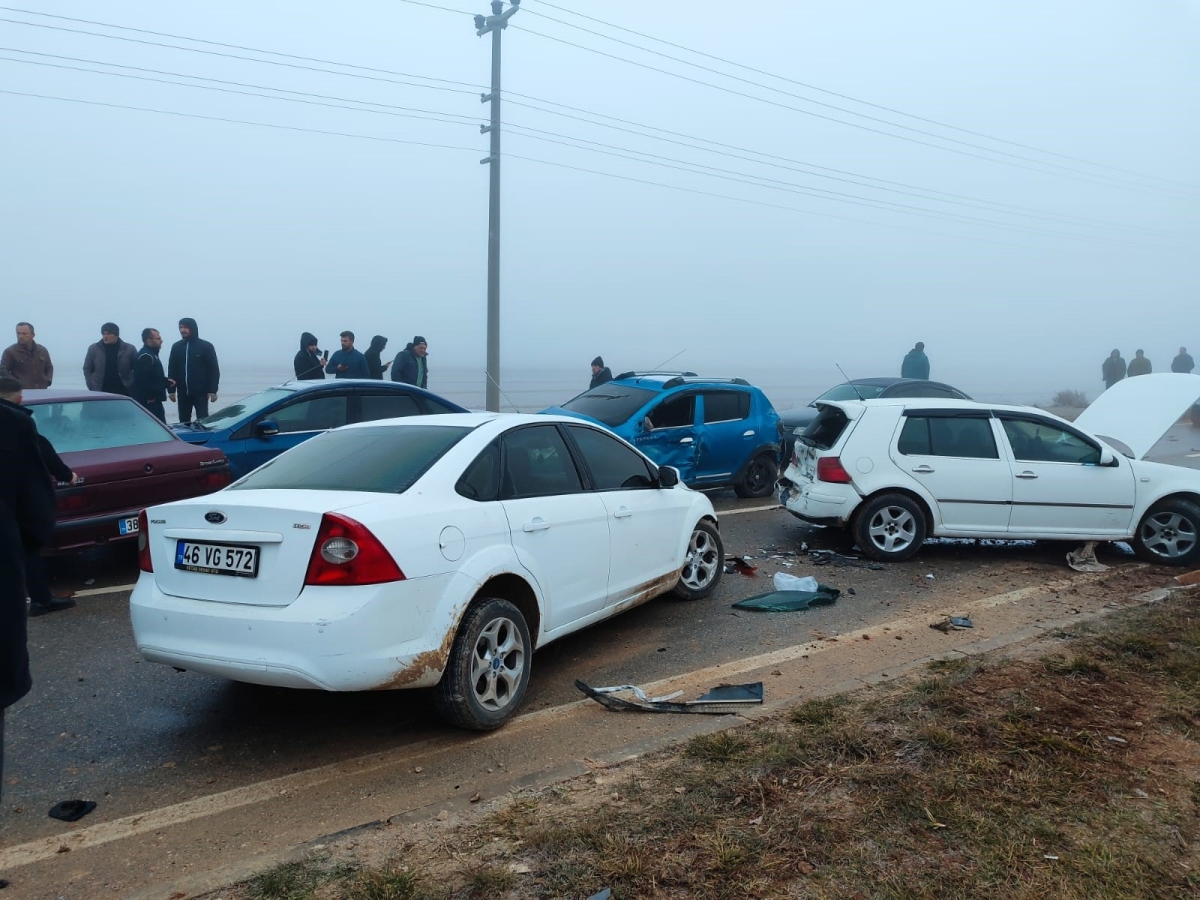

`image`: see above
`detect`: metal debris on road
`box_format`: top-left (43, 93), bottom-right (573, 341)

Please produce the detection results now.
top-left (809, 549), bottom-right (884, 570)
top-left (576, 680), bottom-right (764, 714)
top-left (930, 616), bottom-right (973, 633)
top-left (725, 556), bottom-right (759, 576)
top-left (1067, 541), bottom-right (1110, 573)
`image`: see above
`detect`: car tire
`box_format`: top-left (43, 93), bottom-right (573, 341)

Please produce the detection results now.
top-left (852, 493), bottom-right (927, 562)
top-left (1131, 498), bottom-right (1200, 567)
top-left (674, 519), bottom-right (725, 601)
top-left (433, 598), bottom-right (532, 731)
top-left (734, 453), bottom-right (778, 498)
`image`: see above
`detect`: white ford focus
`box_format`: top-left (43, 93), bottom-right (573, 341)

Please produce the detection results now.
top-left (130, 414), bottom-right (724, 729)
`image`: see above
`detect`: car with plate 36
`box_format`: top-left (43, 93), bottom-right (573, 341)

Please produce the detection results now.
top-left (543, 372), bottom-right (782, 498)
top-left (778, 373), bottom-right (1200, 565)
top-left (131, 414), bottom-right (724, 730)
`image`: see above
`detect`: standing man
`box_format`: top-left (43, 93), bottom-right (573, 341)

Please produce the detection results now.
top-left (1171, 347), bottom-right (1195, 374)
top-left (0, 322), bottom-right (54, 389)
top-left (82, 322), bottom-right (136, 395)
top-left (1127, 349), bottom-right (1152, 377)
top-left (390, 336), bottom-right (429, 388)
top-left (168, 318), bottom-right (220, 424)
top-left (325, 331), bottom-right (370, 379)
top-left (132, 328), bottom-right (169, 421)
top-left (900, 342), bottom-right (930, 379)
top-left (364, 335), bottom-right (391, 380)
top-left (589, 356), bottom-right (613, 389)
top-left (1102, 349), bottom-right (1127, 389)
top-left (294, 332), bottom-right (327, 380)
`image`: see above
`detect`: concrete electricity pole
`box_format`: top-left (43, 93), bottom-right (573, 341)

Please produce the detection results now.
top-left (475, 0), bottom-right (519, 412)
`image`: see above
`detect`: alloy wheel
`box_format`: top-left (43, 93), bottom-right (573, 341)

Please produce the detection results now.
top-left (470, 617), bottom-right (526, 712)
top-left (867, 505), bottom-right (918, 554)
top-left (1139, 511), bottom-right (1198, 560)
top-left (682, 527), bottom-right (720, 591)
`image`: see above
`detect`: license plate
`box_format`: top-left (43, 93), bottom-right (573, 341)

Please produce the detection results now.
top-left (118, 516), bottom-right (140, 536)
top-left (174, 541), bottom-right (260, 578)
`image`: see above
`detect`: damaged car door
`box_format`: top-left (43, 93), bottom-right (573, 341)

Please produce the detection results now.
top-left (632, 392), bottom-right (698, 485)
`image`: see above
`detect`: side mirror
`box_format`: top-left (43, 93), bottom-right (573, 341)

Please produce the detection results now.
top-left (642, 416), bottom-right (654, 433)
top-left (1099, 446), bottom-right (1116, 466)
top-left (657, 466), bottom-right (679, 488)
top-left (255, 420), bottom-right (280, 437)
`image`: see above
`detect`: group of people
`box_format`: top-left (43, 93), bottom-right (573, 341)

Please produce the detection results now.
top-left (1102, 347), bottom-right (1194, 389)
top-left (0, 319), bottom-right (221, 424)
top-left (292, 332), bottom-right (431, 388)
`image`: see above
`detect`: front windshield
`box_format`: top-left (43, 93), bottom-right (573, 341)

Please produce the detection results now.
top-left (812, 383), bottom-right (888, 405)
top-left (200, 388), bottom-right (295, 430)
top-left (561, 385), bottom-right (656, 427)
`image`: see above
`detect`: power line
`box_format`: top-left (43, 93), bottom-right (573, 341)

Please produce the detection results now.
top-left (393, 0), bottom-right (475, 15)
top-left (523, 0), bottom-right (1199, 191)
top-left (511, 24), bottom-right (1199, 200)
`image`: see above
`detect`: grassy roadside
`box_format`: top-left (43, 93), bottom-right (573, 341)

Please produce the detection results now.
top-left (233, 593), bottom-right (1200, 900)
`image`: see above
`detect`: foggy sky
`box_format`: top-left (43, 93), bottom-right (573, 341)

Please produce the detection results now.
top-left (3, 0), bottom-right (1197, 394)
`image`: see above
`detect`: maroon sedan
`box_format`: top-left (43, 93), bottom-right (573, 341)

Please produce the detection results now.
top-left (23, 390), bottom-right (233, 552)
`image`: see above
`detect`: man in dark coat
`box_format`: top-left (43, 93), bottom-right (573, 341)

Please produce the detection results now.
top-left (1102, 349), bottom-right (1126, 388)
top-left (132, 328), bottom-right (169, 421)
top-left (1, 374), bottom-right (59, 803)
top-left (293, 332), bottom-right (327, 380)
top-left (364, 335), bottom-right (391, 379)
top-left (589, 356), bottom-right (613, 389)
top-left (82, 322), bottom-right (136, 395)
top-left (167, 317), bottom-right (220, 424)
top-left (1127, 349), bottom-right (1152, 377)
top-left (390, 336), bottom-right (429, 388)
top-left (900, 342), bottom-right (930, 379)
top-left (325, 331), bottom-right (370, 379)
top-left (1171, 347), bottom-right (1194, 374)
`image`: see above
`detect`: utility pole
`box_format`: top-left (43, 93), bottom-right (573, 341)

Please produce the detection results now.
top-left (475, 0), bottom-right (519, 412)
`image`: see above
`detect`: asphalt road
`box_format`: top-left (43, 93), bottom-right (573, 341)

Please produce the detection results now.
top-left (4, 498), bottom-right (1131, 849)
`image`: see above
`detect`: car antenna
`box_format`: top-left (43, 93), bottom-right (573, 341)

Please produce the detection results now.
top-left (835, 363), bottom-right (866, 401)
top-left (632, 348), bottom-right (686, 381)
top-left (484, 370), bottom-right (522, 413)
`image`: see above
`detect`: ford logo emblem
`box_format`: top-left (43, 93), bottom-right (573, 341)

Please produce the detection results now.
top-left (205, 511), bottom-right (227, 524)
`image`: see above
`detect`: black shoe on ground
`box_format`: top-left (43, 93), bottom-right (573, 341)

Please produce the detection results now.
top-left (28, 597), bottom-right (76, 617)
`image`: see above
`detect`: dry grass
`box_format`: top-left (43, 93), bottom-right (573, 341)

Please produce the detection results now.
top-left (237, 594), bottom-right (1200, 900)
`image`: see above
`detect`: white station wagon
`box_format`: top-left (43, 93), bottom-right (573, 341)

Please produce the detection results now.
top-left (131, 414), bottom-right (724, 729)
top-left (779, 374), bottom-right (1200, 565)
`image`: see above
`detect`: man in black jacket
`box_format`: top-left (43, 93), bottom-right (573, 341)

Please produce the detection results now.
top-left (167, 317), bottom-right (220, 423)
top-left (589, 356), bottom-right (613, 389)
top-left (390, 336), bottom-right (429, 388)
top-left (132, 328), bottom-right (168, 421)
top-left (293, 332), bottom-right (327, 380)
top-left (364, 335), bottom-right (391, 379)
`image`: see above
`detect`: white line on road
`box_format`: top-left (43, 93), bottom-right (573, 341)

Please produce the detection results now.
top-left (73, 582), bottom-right (137, 598)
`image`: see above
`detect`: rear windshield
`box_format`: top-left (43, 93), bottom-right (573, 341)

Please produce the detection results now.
top-left (200, 388), bottom-right (295, 429)
top-left (232, 424), bottom-right (472, 493)
top-left (800, 405), bottom-right (851, 450)
top-left (29, 399), bottom-right (174, 453)
top-left (561, 385), bottom-right (656, 427)
top-left (813, 383), bottom-right (888, 404)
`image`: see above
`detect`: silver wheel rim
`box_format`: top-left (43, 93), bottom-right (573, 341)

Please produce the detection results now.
top-left (867, 505), bottom-right (918, 555)
top-left (682, 527), bottom-right (720, 591)
top-left (470, 616), bottom-right (526, 712)
top-left (1139, 511), bottom-right (1198, 559)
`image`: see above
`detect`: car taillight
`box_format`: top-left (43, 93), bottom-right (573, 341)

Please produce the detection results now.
top-left (816, 457), bottom-right (853, 484)
top-left (201, 467), bottom-right (232, 490)
top-left (137, 509), bottom-right (153, 572)
top-left (304, 513), bottom-right (404, 587)
top-left (56, 493), bottom-right (90, 513)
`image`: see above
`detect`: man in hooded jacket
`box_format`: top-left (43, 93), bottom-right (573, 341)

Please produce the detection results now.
top-left (589, 356), bottom-right (613, 389)
top-left (82, 322), bottom-right (136, 394)
top-left (1102, 349), bottom-right (1126, 388)
top-left (294, 333), bottom-right (326, 380)
top-left (364, 335), bottom-right (391, 379)
top-left (390, 336), bottom-right (429, 388)
top-left (132, 328), bottom-right (169, 421)
top-left (167, 317), bottom-right (220, 424)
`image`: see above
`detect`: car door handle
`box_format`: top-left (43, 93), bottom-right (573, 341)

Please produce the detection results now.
top-left (614, 506), bottom-right (633, 519)
top-left (522, 518), bottom-right (551, 532)
top-left (679, 437), bottom-right (694, 444)
top-left (911, 465), bottom-right (935, 474)
top-left (743, 429), bottom-right (754, 437)
top-left (1015, 471), bottom-right (1038, 480)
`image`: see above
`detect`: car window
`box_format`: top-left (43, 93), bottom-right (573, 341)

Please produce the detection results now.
top-left (567, 425), bottom-right (656, 490)
top-left (29, 399), bottom-right (174, 453)
top-left (561, 384), bottom-right (657, 427)
top-left (898, 416), bottom-right (998, 459)
top-left (200, 388), bottom-right (294, 429)
top-left (1000, 418), bottom-right (1100, 465)
top-left (360, 393), bottom-right (421, 422)
top-left (267, 395), bottom-right (348, 434)
top-left (417, 395), bottom-right (460, 415)
top-left (801, 405), bottom-right (850, 450)
top-left (233, 425), bottom-right (472, 492)
top-left (813, 383), bottom-right (888, 403)
top-left (702, 391), bottom-right (750, 423)
top-left (648, 394), bottom-right (695, 430)
top-left (458, 440), bottom-right (501, 501)
top-left (501, 426), bottom-right (583, 499)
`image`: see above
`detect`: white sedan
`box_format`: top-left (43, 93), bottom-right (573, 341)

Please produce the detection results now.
top-left (130, 414), bottom-right (724, 729)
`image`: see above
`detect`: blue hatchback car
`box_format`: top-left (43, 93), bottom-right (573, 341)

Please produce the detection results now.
top-left (173, 380), bottom-right (468, 479)
top-left (543, 372), bottom-right (782, 497)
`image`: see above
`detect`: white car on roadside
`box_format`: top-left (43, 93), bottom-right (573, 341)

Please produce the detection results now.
top-left (130, 414), bottom-right (724, 730)
top-left (779, 373), bottom-right (1200, 565)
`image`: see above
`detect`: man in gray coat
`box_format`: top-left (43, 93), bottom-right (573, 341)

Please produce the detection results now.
top-left (82, 322), bottom-right (136, 395)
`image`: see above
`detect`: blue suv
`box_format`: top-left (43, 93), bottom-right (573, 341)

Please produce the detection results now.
top-left (543, 372), bottom-right (781, 497)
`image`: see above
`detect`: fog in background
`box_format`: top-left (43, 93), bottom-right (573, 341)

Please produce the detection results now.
top-left (3, 0), bottom-right (1197, 405)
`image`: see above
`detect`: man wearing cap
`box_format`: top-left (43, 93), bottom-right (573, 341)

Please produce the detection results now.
top-left (391, 336), bottom-right (429, 389)
top-left (82, 322), bottom-right (136, 395)
top-left (589, 356), bottom-right (613, 389)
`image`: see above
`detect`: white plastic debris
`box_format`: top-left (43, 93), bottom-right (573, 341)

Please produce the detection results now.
top-left (773, 572), bottom-right (819, 592)
top-left (1067, 541), bottom-right (1109, 573)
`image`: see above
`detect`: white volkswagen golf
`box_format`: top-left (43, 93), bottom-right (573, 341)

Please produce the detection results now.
top-left (130, 414), bottom-right (724, 730)
top-left (779, 374), bottom-right (1200, 565)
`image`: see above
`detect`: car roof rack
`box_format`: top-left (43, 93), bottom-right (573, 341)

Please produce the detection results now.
top-left (662, 375), bottom-right (752, 389)
top-left (615, 370), bottom-right (698, 381)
